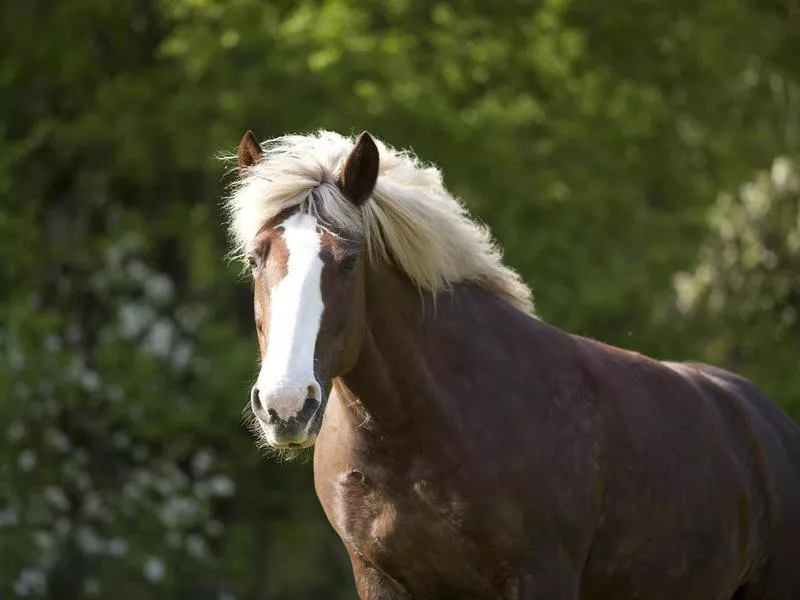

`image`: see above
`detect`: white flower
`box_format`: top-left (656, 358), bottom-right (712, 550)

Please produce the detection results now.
top-left (209, 475), bottom-right (235, 498)
top-left (7, 421), bottom-right (26, 442)
top-left (13, 568), bottom-right (46, 596)
top-left (44, 485), bottom-right (70, 512)
top-left (143, 556), bottom-right (166, 583)
top-left (144, 273), bottom-right (175, 303)
top-left (185, 534), bottom-right (207, 560)
top-left (18, 450), bottom-right (37, 472)
top-left (191, 449), bottom-right (215, 476)
top-left (0, 508), bottom-right (19, 527)
top-left (771, 156), bottom-right (800, 193)
top-left (76, 526), bottom-right (103, 555)
top-left (108, 537), bottom-right (129, 557)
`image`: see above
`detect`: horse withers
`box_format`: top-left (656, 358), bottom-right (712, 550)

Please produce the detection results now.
top-left (225, 129), bottom-right (800, 599)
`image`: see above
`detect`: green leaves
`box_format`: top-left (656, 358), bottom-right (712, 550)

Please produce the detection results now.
top-left (1, 0), bottom-right (799, 596)
top-left (674, 156), bottom-right (800, 415)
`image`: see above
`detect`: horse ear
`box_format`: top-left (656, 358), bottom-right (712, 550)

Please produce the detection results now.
top-left (237, 130), bottom-right (263, 176)
top-left (338, 131), bottom-right (379, 206)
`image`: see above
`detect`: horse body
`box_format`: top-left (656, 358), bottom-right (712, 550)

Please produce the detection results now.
top-left (226, 130), bottom-right (800, 599)
top-left (313, 267), bottom-right (800, 599)
top-left (313, 272), bottom-right (600, 598)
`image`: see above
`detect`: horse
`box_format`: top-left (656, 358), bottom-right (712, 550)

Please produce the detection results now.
top-left (224, 129), bottom-right (800, 599)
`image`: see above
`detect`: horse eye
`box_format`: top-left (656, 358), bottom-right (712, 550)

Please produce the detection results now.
top-left (342, 256), bottom-right (357, 271)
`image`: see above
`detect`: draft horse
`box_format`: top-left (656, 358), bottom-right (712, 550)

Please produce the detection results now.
top-left (225, 129), bottom-right (800, 599)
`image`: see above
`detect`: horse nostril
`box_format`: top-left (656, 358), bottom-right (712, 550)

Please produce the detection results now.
top-left (267, 408), bottom-right (279, 424)
top-left (250, 386), bottom-right (262, 410)
top-left (298, 396), bottom-right (319, 422)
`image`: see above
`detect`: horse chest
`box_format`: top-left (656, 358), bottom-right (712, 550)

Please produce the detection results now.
top-left (329, 466), bottom-right (492, 585)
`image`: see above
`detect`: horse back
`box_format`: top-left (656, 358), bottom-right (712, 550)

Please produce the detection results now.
top-left (666, 362), bottom-right (800, 530)
top-left (668, 362), bottom-right (800, 596)
top-left (573, 335), bottom-right (800, 599)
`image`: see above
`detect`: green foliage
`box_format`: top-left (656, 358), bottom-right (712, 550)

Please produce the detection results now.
top-left (674, 156), bottom-right (800, 415)
top-left (0, 0), bottom-right (798, 597)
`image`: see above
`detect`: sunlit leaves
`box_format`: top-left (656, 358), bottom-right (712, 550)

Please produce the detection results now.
top-left (2, 0), bottom-right (800, 596)
top-left (674, 156), bottom-right (800, 413)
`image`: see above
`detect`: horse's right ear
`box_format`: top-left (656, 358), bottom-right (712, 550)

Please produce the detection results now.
top-left (237, 130), bottom-right (263, 176)
top-left (338, 131), bottom-right (379, 206)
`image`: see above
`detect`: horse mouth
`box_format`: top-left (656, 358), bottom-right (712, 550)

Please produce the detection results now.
top-left (269, 432), bottom-right (317, 450)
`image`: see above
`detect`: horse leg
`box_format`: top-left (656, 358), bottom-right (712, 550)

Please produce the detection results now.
top-left (348, 551), bottom-right (410, 600)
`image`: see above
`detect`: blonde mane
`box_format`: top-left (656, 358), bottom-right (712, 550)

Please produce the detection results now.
top-left (224, 130), bottom-right (534, 314)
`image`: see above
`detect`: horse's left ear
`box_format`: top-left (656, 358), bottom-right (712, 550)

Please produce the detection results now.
top-left (237, 130), bottom-right (263, 176)
top-left (338, 131), bottom-right (379, 206)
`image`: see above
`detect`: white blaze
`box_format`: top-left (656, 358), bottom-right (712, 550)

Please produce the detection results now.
top-left (256, 213), bottom-right (324, 420)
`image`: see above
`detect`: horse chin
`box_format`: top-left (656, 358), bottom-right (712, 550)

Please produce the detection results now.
top-left (270, 434), bottom-right (317, 450)
top-left (258, 423), bottom-right (318, 450)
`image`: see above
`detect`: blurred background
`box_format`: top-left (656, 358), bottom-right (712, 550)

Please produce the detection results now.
top-left (1, 0), bottom-right (799, 598)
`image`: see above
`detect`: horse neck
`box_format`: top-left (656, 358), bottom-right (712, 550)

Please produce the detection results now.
top-left (335, 264), bottom-right (492, 435)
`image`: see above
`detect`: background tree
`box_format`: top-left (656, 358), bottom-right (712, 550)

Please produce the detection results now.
top-left (1, 0), bottom-right (798, 597)
top-left (674, 156), bottom-right (800, 416)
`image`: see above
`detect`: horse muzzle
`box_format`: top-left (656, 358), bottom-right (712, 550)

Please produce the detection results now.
top-left (250, 379), bottom-right (322, 448)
